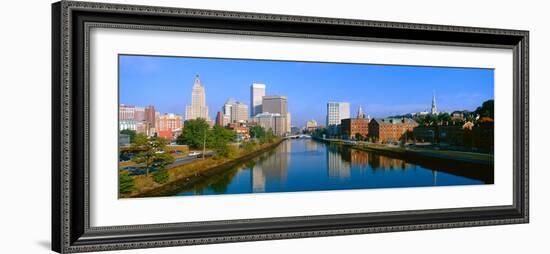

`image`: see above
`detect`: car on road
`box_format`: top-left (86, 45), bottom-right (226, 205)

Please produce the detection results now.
top-left (168, 150), bottom-right (182, 155)
top-left (188, 151), bottom-right (201, 157)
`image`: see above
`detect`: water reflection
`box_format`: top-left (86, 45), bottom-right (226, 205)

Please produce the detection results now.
top-left (252, 141), bottom-right (291, 192)
top-left (176, 139), bottom-right (489, 196)
top-left (327, 146), bottom-right (351, 179)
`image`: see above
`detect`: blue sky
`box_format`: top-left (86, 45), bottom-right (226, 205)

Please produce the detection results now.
top-left (119, 55), bottom-right (494, 127)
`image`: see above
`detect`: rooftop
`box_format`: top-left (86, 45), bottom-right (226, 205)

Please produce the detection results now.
top-left (373, 118), bottom-right (418, 125)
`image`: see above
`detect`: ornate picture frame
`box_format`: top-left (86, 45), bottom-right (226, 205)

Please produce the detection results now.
top-left (52, 1), bottom-right (528, 253)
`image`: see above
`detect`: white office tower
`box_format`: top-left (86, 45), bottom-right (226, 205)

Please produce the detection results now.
top-left (250, 83), bottom-right (266, 117)
top-left (326, 102), bottom-right (350, 126)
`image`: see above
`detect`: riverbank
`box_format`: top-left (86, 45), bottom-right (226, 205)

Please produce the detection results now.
top-left (122, 138), bottom-right (284, 198)
top-left (314, 137), bottom-right (494, 183)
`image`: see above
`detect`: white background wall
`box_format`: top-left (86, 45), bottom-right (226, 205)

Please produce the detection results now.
top-left (0, 0), bottom-right (547, 253)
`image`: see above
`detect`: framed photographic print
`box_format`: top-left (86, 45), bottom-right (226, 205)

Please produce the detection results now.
top-left (52, 1), bottom-right (529, 253)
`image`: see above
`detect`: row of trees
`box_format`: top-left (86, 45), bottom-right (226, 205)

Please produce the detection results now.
top-left (130, 134), bottom-right (175, 176)
top-left (119, 133), bottom-right (175, 194)
top-left (175, 119), bottom-right (278, 155)
top-left (415, 99), bottom-right (494, 127)
top-left (249, 125), bottom-right (276, 144)
top-left (175, 118), bottom-right (238, 158)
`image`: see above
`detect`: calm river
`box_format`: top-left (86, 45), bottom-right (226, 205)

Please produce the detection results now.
top-left (176, 138), bottom-right (487, 196)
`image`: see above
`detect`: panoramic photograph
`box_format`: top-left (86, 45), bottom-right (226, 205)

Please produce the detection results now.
top-left (117, 55), bottom-right (495, 198)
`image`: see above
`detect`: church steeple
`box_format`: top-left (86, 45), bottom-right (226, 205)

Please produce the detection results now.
top-left (357, 105), bottom-right (366, 119)
top-left (431, 91), bottom-right (438, 115)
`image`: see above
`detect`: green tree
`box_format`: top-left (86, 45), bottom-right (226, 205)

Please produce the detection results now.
top-left (208, 126), bottom-right (237, 158)
top-left (152, 153), bottom-right (176, 170)
top-left (118, 169), bottom-right (134, 194)
top-left (437, 112), bottom-right (451, 125)
top-left (464, 111), bottom-right (476, 122)
top-left (355, 133), bottom-right (364, 141)
top-left (131, 134), bottom-right (174, 176)
top-left (120, 129), bottom-right (137, 143)
top-left (475, 99), bottom-right (494, 119)
top-left (262, 128), bottom-right (276, 144)
top-left (177, 118), bottom-right (210, 148)
top-left (250, 126), bottom-right (275, 144)
top-left (151, 153), bottom-right (174, 184)
top-left (312, 127), bottom-right (327, 138)
top-left (415, 114), bottom-right (438, 127)
top-left (153, 169), bottom-right (169, 184)
top-left (249, 126), bottom-right (266, 140)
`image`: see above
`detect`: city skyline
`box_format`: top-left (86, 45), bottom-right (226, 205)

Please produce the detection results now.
top-left (119, 55), bottom-right (494, 127)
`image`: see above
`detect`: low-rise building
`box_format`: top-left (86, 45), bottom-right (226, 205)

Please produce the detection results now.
top-left (369, 118), bottom-right (418, 143)
top-left (158, 113), bottom-right (183, 132)
top-left (341, 118), bottom-right (370, 140)
top-left (227, 122), bottom-right (250, 140)
top-left (451, 111), bottom-right (465, 121)
top-left (158, 129), bottom-right (173, 140)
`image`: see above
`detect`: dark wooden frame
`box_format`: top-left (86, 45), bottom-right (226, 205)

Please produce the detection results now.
top-left (52, 1), bottom-right (529, 253)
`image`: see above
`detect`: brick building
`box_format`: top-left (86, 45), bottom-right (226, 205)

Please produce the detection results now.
top-left (227, 122), bottom-right (250, 141)
top-left (340, 105), bottom-right (370, 140)
top-left (341, 118), bottom-right (370, 140)
top-left (369, 118), bottom-right (418, 143)
top-left (157, 113), bottom-right (183, 132)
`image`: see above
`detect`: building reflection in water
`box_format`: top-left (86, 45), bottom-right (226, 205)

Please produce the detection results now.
top-left (350, 149), bottom-right (415, 171)
top-left (175, 139), bottom-right (484, 196)
top-left (348, 148), bottom-right (441, 185)
top-left (305, 139), bottom-right (319, 152)
top-left (251, 141), bottom-right (291, 192)
top-left (327, 146), bottom-right (351, 179)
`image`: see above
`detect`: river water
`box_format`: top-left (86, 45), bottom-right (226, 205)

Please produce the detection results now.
top-left (176, 138), bottom-right (487, 196)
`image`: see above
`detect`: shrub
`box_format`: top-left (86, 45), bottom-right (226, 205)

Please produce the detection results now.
top-left (152, 169), bottom-right (169, 184)
top-left (119, 170), bottom-right (135, 194)
top-left (242, 141), bottom-right (257, 152)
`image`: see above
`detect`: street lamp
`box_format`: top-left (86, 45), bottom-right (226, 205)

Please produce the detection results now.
top-left (202, 128), bottom-right (206, 160)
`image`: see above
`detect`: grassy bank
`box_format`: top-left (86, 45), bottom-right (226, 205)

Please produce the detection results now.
top-left (121, 138), bottom-right (283, 198)
top-left (356, 144), bottom-right (493, 165)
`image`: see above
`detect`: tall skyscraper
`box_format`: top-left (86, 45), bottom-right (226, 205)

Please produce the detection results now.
top-left (144, 105), bottom-right (156, 127)
top-left (253, 112), bottom-right (286, 136)
top-left (261, 95), bottom-right (289, 133)
top-left (326, 102), bottom-right (350, 126)
top-left (286, 112), bottom-right (292, 133)
top-left (215, 111), bottom-right (224, 126)
top-left (134, 107), bottom-right (146, 121)
top-left (262, 96), bottom-right (287, 115)
top-left (223, 98), bottom-right (249, 123)
top-left (223, 97), bottom-right (236, 117)
top-left (231, 101), bottom-right (249, 123)
top-left (185, 75), bottom-right (210, 121)
top-left (431, 91), bottom-right (438, 115)
top-left (250, 83), bottom-right (266, 117)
